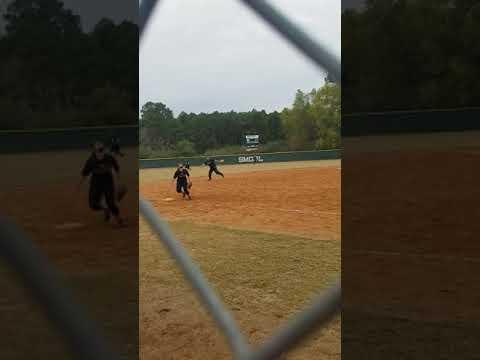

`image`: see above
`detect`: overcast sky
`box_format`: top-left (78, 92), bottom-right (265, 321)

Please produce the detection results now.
top-left (0, 0), bottom-right (137, 32)
top-left (140, 0), bottom-right (340, 116)
top-left (62, 0), bottom-right (138, 30)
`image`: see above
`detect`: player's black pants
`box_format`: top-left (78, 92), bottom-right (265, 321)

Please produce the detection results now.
top-left (208, 167), bottom-right (224, 180)
top-left (176, 179), bottom-right (189, 195)
top-left (89, 175), bottom-right (119, 216)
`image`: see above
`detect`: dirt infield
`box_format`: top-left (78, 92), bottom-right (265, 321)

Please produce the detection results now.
top-left (342, 133), bottom-right (480, 359)
top-left (141, 160), bottom-right (341, 241)
top-left (140, 160), bottom-right (341, 360)
top-left (0, 148), bottom-right (138, 359)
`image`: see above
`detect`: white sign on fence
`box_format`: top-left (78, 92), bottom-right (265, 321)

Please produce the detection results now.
top-left (238, 155), bottom-right (264, 163)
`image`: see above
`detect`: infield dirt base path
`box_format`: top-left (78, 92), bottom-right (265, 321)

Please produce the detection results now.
top-left (141, 162), bottom-right (341, 241)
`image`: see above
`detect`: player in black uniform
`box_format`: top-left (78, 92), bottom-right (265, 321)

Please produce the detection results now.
top-left (79, 141), bottom-right (125, 226)
top-left (173, 164), bottom-right (191, 200)
top-left (183, 161), bottom-right (190, 170)
top-left (110, 136), bottom-right (124, 157)
top-left (109, 136), bottom-right (128, 200)
top-left (204, 158), bottom-right (224, 181)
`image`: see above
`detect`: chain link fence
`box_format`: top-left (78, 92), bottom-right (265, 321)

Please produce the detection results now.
top-left (0, 1), bottom-right (340, 359)
top-left (140, 1), bottom-right (341, 359)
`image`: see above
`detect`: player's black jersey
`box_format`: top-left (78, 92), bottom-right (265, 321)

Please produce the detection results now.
top-left (110, 138), bottom-right (122, 154)
top-left (205, 159), bottom-right (217, 168)
top-left (111, 143), bottom-right (120, 154)
top-left (82, 153), bottom-right (119, 178)
top-left (174, 168), bottom-right (190, 181)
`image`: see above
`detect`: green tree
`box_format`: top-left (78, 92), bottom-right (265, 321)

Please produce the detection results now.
top-left (310, 83), bottom-right (341, 149)
top-left (0, 0), bottom-right (138, 130)
top-left (343, 0), bottom-right (480, 112)
top-left (176, 139), bottom-right (196, 156)
top-left (281, 90), bottom-right (317, 150)
top-left (140, 102), bottom-right (175, 148)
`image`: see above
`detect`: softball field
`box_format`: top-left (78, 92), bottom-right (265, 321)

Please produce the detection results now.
top-left (342, 132), bottom-right (480, 359)
top-left (140, 159), bottom-right (341, 360)
top-left (0, 148), bottom-right (139, 359)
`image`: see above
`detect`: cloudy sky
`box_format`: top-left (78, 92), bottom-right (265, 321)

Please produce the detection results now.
top-left (140, 0), bottom-right (341, 116)
top-left (0, 0), bottom-right (137, 32)
top-left (62, 0), bottom-right (138, 30)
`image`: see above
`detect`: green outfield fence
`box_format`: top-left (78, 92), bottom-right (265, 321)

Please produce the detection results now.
top-left (0, 125), bottom-right (138, 153)
top-left (140, 149), bottom-right (341, 169)
top-left (343, 107), bottom-right (480, 137)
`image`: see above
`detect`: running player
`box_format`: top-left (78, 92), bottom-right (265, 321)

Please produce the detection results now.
top-left (110, 136), bottom-right (124, 157)
top-left (173, 164), bottom-right (191, 200)
top-left (109, 136), bottom-right (128, 200)
top-left (79, 141), bottom-right (125, 226)
top-left (204, 157), bottom-right (224, 181)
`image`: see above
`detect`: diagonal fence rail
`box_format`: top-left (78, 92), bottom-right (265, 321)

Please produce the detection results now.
top-left (0, 217), bottom-right (120, 360)
top-left (140, 1), bottom-right (341, 359)
top-left (0, 1), bottom-right (341, 359)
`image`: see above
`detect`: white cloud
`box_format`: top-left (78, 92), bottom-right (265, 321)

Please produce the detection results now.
top-left (140, 0), bottom-right (340, 115)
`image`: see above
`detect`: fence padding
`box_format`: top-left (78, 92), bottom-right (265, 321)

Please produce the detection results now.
top-left (0, 125), bottom-right (138, 153)
top-left (140, 149), bottom-right (341, 169)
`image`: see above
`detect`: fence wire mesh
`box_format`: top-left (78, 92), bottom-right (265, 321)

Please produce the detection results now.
top-left (140, 1), bottom-right (341, 359)
top-left (0, 1), bottom-right (340, 359)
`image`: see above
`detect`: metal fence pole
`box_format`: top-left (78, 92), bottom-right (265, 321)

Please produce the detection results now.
top-left (0, 217), bottom-right (119, 360)
top-left (249, 283), bottom-right (341, 360)
top-left (238, 0), bottom-right (341, 82)
top-left (1, 0), bottom-right (342, 359)
top-left (140, 198), bottom-right (251, 358)
top-left (143, 0), bottom-right (343, 358)
top-left (140, 0), bottom-right (161, 38)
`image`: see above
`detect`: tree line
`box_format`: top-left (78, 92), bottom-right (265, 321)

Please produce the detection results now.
top-left (140, 82), bottom-right (340, 158)
top-left (0, 0), bottom-right (138, 130)
top-left (343, 0), bottom-right (480, 113)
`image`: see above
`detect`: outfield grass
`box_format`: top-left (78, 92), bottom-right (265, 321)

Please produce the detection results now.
top-left (140, 220), bottom-right (340, 360)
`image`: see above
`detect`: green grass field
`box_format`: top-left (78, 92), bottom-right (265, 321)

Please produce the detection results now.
top-left (141, 220), bottom-right (340, 360)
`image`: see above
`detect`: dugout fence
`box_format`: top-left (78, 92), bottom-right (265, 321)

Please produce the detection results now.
top-left (0, 1), bottom-right (341, 359)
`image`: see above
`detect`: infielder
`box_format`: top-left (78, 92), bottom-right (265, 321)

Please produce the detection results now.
top-left (110, 136), bottom-right (124, 157)
top-left (173, 164), bottom-right (192, 200)
top-left (204, 158), bottom-right (224, 181)
top-left (79, 141), bottom-right (125, 226)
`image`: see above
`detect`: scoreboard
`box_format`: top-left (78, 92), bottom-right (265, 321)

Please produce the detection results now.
top-left (243, 134), bottom-right (259, 151)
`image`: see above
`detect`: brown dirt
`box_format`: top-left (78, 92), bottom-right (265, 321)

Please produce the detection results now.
top-left (141, 162), bottom-right (341, 241)
top-left (140, 161), bottom-right (341, 360)
top-left (342, 133), bottom-right (480, 359)
top-left (0, 148), bottom-right (139, 359)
